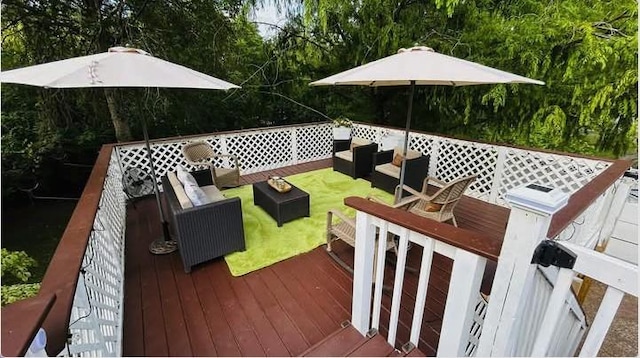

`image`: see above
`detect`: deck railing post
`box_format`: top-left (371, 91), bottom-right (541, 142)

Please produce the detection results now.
top-left (428, 137), bottom-right (440, 178)
top-left (476, 186), bottom-right (569, 356)
top-left (489, 147), bottom-right (507, 204)
top-left (351, 211), bottom-right (377, 336)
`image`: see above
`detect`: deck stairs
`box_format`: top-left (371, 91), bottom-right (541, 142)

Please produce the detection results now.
top-left (301, 322), bottom-right (426, 357)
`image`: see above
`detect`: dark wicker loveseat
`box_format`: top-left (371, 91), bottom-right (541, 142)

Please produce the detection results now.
top-left (370, 147), bottom-right (429, 195)
top-left (332, 138), bottom-right (378, 179)
top-left (162, 169), bottom-right (245, 273)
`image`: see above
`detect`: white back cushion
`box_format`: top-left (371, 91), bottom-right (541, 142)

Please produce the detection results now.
top-left (176, 165), bottom-right (198, 187)
top-left (167, 172), bottom-right (193, 209)
top-left (184, 183), bottom-right (211, 206)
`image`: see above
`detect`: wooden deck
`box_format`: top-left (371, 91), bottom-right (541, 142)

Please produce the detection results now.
top-left (122, 159), bottom-right (509, 356)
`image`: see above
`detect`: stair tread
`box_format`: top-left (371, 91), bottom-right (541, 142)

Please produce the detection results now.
top-left (302, 325), bottom-right (367, 356)
top-left (347, 333), bottom-right (395, 357)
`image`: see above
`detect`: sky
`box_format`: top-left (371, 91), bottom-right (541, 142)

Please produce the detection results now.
top-left (250, 4), bottom-right (288, 38)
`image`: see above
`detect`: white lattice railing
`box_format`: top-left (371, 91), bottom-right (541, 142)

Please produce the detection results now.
top-left (116, 123), bottom-right (333, 188)
top-left (62, 149), bottom-right (127, 356)
top-left (347, 198), bottom-right (490, 356)
top-left (351, 124), bottom-right (611, 206)
top-left (111, 122), bottom-right (611, 206)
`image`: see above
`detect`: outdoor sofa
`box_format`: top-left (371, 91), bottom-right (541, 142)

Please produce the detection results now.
top-left (162, 169), bottom-right (245, 273)
top-left (333, 138), bottom-right (378, 179)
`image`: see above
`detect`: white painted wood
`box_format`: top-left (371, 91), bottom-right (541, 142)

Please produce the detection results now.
top-left (489, 147), bottom-right (507, 204)
top-left (388, 227), bottom-right (410, 346)
top-left (428, 138), bottom-right (440, 178)
top-left (409, 236), bottom-right (434, 346)
top-left (599, 179), bottom-right (634, 244)
top-left (561, 242), bottom-right (638, 296)
top-left (476, 203), bottom-right (557, 356)
top-left (438, 249), bottom-right (486, 357)
top-left (578, 286), bottom-right (625, 356)
top-left (372, 222), bottom-right (390, 331)
top-left (612, 220), bottom-right (638, 244)
top-left (530, 268), bottom-right (576, 356)
top-left (351, 212), bottom-right (377, 335)
top-left (605, 237), bottom-right (638, 265)
top-left (291, 127), bottom-right (298, 164)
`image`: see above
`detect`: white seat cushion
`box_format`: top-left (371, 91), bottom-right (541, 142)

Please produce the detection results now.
top-left (167, 172), bottom-right (193, 209)
top-left (375, 163), bottom-right (401, 178)
top-left (335, 150), bottom-right (353, 162)
top-left (201, 185), bottom-right (226, 202)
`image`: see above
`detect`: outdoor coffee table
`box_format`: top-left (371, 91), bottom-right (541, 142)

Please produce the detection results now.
top-left (252, 180), bottom-right (310, 227)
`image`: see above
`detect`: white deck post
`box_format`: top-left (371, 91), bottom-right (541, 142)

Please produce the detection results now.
top-left (351, 211), bottom-right (377, 335)
top-left (476, 185), bottom-right (569, 356)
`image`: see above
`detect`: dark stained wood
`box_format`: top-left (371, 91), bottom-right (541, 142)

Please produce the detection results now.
top-left (348, 333), bottom-right (395, 356)
top-left (0, 293), bottom-right (56, 357)
top-left (548, 159), bottom-right (632, 238)
top-left (40, 144), bottom-right (114, 355)
top-left (122, 159), bottom-right (510, 356)
top-left (344, 196), bottom-right (503, 261)
top-left (301, 325), bottom-right (368, 356)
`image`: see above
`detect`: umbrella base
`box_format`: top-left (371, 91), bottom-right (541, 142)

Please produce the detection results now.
top-left (149, 238), bottom-right (178, 255)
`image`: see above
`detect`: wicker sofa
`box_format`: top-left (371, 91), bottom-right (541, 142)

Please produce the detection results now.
top-left (370, 147), bottom-right (430, 195)
top-left (332, 138), bottom-right (378, 179)
top-left (162, 169), bottom-right (245, 273)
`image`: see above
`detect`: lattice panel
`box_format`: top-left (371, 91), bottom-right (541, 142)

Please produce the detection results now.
top-left (496, 148), bottom-right (611, 206)
top-left (351, 123), bottom-right (381, 143)
top-left (435, 139), bottom-right (499, 201)
top-left (227, 130), bottom-right (293, 174)
top-left (65, 150), bottom-right (126, 357)
top-left (408, 133), bottom-right (435, 158)
top-left (466, 294), bottom-right (488, 357)
top-left (296, 124), bottom-right (333, 161)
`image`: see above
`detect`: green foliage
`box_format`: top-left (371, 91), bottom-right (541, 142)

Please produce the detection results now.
top-left (1, 248), bottom-right (37, 283)
top-left (1, 249), bottom-right (40, 305)
top-left (1, 284), bottom-right (41, 306)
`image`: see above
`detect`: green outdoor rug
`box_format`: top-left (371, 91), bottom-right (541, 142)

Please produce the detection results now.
top-left (223, 168), bottom-right (393, 276)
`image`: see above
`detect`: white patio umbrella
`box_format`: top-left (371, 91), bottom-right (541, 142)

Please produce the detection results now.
top-left (1, 46), bottom-right (240, 254)
top-left (310, 46), bottom-right (544, 200)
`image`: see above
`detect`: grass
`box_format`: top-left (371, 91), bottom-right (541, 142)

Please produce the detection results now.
top-left (1, 200), bottom-right (77, 283)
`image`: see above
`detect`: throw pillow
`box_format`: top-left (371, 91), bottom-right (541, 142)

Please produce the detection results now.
top-left (391, 153), bottom-right (404, 167)
top-left (424, 202), bottom-right (443, 212)
top-left (184, 182), bottom-right (211, 206)
top-left (176, 165), bottom-right (198, 188)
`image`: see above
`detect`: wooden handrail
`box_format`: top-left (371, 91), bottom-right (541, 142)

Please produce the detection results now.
top-left (547, 159), bottom-right (631, 239)
top-left (344, 196), bottom-right (502, 261)
top-left (0, 144), bottom-right (115, 356)
top-left (1, 293), bottom-right (56, 356)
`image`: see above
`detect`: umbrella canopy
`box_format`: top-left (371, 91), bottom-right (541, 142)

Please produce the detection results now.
top-left (1, 46), bottom-right (241, 254)
top-left (310, 46), bottom-right (544, 201)
top-left (310, 46), bottom-right (544, 87)
top-left (1, 47), bottom-right (240, 90)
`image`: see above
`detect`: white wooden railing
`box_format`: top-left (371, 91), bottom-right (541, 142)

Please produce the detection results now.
top-left (346, 197), bottom-right (493, 356)
top-left (60, 149), bottom-right (127, 356)
top-left (114, 122), bottom-right (611, 207)
top-left (531, 241), bottom-right (638, 356)
top-left (477, 165), bottom-right (634, 357)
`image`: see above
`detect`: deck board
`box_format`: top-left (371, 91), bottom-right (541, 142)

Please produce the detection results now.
top-left (123, 159), bottom-right (508, 356)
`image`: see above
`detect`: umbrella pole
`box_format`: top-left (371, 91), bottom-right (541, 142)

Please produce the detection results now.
top-left (396, 80), bottom-right (416, 203)
top-left (143, 118), bottom-right (177, 255)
